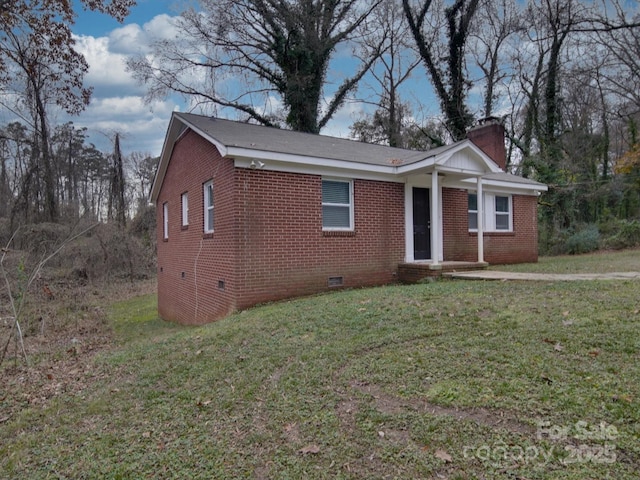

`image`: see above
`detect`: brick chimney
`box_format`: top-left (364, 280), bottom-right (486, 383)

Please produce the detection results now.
top-left (466, 117), bottom-right (506, 171)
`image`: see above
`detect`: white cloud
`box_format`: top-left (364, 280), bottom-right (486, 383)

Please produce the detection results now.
top-left (74, 34), bottom-right (139, 92)
top-left (108, 24), bottom-right (148, 55)
top-left (108, 14), bottom-right (179, 55)
top-left (68, 15), bottom-right (185, 156)
top-left (73, 96), bottom-right (179, 155)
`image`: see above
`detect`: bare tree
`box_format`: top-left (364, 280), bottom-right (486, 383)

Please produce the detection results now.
top-left (127, 0), bottom-right (384, 133)
top-left (468, 0), bottom-right (523, 118)
top-left (402, 0), bottom-right (480, 140)
top-left (351, 0), bottom-right (422, 148)
top-left (0, 0), bottom-right (135, 223)
top-left (128, 153), bottom-right (159, 212)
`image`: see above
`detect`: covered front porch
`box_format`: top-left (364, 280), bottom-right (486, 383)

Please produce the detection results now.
top-left (400, 141), bottom-right (497, 267)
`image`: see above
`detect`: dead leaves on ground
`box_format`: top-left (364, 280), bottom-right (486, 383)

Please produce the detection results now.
top-left (434, 448), bottom-right (453, 463)
top-left (298, 444), bottom-right (321, 454)
top-left (542, 338), bottom-right (563, 352)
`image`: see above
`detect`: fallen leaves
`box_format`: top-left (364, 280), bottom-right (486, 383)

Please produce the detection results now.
top-left (612, 393), bottom-right (633, 403)
top-left (434, 449), bottom-right (452, 463)
top-left (542, 338), bottom-right (563, 352)
top-left (196, 398), bottom-right (213, 407)
top-left (298, 444), bottom-right (321, 454)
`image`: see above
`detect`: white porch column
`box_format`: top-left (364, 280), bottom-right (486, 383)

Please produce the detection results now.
top-left (477, 176), bottom-right (484, 263)
top-left (431, 171), bottom-right (440, 265)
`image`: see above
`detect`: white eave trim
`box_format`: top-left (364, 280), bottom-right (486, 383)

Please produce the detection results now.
top-left (150, 114), bottom-right (547, 203)
top-left (449, 176), bottom-right (547, 194)
top-left (233, 156), bottom-right (401, 182)
top-left (483, 178), bottom-right (548, 192)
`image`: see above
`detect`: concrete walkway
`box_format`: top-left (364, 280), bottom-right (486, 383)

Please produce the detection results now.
top-left (444, 270), bottom-right (640, 281)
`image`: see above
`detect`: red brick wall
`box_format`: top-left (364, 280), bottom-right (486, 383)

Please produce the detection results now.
top-left (157, 135), bottom-right (406, 323)
top-left (466, 121), bottom-right (506, 171)
top-left (235, 172), bottom-right (405, 309)
top-left (443, 188), bottom-right (539, 264)
top-left (157, 130), bottom-right (539, 324)
top-left (156, 130), bottom-right (238, 324)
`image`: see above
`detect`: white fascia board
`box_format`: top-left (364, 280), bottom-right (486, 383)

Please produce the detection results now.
top-left (150, 113), bottom-right (230, 204)
top-left (434, 165), bottom-right (493, 176)
top-left (484, 178), bottom-right (548, 192)
top-left (234, 156), bottom-right (401, 183)
top-left (179, 118), bottom-right (228, 157)
top-left (150, 115), bottom-right (182, 204)
top-left (448, 176), bottom-right (547, 195)
top-left (394, 156), bottom-right (437, 175)
top-left (231, 148), bottom-right (396, 176)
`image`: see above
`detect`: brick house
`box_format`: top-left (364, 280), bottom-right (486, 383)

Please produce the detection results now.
top-left (151, 113), bottom-right (546, 324)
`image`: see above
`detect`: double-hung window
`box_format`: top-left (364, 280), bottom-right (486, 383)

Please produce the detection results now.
top-left (468, 193), bottom-right (478, 230)
top-left (203, 180), bottom-right (214, 233)
top-left (468, 193), bottom-right (512, 232)
top-left (495, 195), bottom-right (510, 230)
top-left (162, 202), bottom-right (169, 240)
top-left (322, 179), bottom-right (353, 230)
top-left (181, 192), bottom-right (189, 227)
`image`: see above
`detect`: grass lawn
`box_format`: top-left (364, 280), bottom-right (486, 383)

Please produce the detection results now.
top-left (1, 251), bottom-right (639, 479)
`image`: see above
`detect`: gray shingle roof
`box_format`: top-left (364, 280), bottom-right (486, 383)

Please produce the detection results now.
top-left (150, 112), bottom-right (547, 202)
top-left (176, 112), bottom-right (456, 167)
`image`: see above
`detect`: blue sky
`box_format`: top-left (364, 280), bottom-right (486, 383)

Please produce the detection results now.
top-left (65, 0), bottom-right (190, 156)
top-left (74, 0), bottom-right (176, 36)
top-left (66, 1), bottom-right (442, 157)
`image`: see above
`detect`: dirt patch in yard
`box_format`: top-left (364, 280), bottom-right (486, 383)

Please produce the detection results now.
top-left (348, 380), bottom-right (534, 436)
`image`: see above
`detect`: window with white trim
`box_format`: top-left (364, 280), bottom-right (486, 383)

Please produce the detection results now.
top-left (468, 193), bottom-right (478, 230)
top-left (181, 192), bottom-right (189, 227)
top-left (204, 180), bottom-right (214, 233)
top-left (322, 179), bottom-right (353, 230)
top-left (468, 193), bottom-right (512, 232)
top-left (162, 202), bottom-right (169, 240)
top-left (495, 195), bottom-right (510, 230)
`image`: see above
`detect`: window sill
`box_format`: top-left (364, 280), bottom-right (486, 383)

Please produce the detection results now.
top-left (202, 232), bottom-right (214, 239)
top-left (181, 225), bottom-right (189, 231)
top-left (469, 231), bottom-right (515, 237)
top-left (323, 230), bottom-right (356, 237)
top-left (162, 238), bottom-right (168, 242)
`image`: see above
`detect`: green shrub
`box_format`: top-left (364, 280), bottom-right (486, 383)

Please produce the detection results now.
top-left (565, 224), bottom-right (600, 255)
top-left (603, 219), bottom-right (640, 250)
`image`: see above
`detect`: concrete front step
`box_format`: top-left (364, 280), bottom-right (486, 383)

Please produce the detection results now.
top-left (398, 261), bottom-right (489, 283)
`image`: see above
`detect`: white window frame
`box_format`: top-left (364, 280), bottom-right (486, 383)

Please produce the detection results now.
top-left (468, 193), bottom-right (478, 231)
top-left (468, 192), bottom-right (513, 232)
top-left (203, 180), bottom-right (214, 233)
top-left (494, 195), bottom-right (511, 231)
top-left (162, 202), bottom-right (169, 240)
top-left (181, 192), bottom-right (189, 227)
top-left (322, 178), bottom-right (354, 231)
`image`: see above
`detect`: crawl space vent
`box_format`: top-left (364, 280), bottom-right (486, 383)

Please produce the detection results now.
top-left (328, 276), bottom-right (344, 287)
